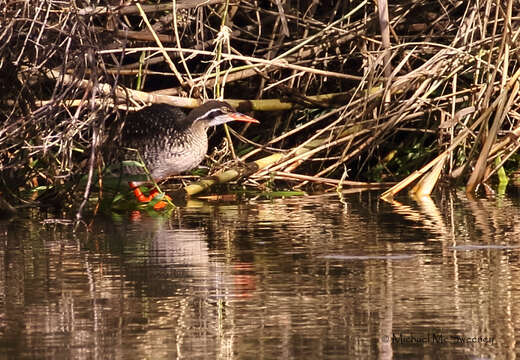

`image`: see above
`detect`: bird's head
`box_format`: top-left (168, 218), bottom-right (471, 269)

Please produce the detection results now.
top-left (188, 100), bottom-right (259, 128)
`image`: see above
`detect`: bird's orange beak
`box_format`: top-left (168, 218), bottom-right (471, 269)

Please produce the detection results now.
top-left (228, 113), bottom-right (260, 123)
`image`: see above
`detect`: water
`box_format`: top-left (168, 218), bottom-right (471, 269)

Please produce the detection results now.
top-left (1, 190), bottom-right (520, 359)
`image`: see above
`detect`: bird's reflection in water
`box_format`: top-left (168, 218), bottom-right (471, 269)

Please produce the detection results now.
top-left (107, 214), bottom-right (256, 301)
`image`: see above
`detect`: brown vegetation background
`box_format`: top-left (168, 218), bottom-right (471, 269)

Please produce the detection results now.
top-left (0, 0), bottom-right (519, 209)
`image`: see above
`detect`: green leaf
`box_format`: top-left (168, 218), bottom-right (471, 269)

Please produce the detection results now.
top-left (496, 156), bottom-right (509, 195)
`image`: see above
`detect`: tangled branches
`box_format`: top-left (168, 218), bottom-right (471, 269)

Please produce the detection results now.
top-left (1, 0), bottom-right (520, 210)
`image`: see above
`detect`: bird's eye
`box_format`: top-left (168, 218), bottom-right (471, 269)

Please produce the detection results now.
top-left (210, 109), bottom-right (227, 119)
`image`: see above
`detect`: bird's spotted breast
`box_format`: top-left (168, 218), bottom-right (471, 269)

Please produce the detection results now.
top-left (148, 126), bottom-right (208, 181)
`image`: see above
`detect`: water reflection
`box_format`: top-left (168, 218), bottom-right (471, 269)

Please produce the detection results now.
top-left (0, 190), bottom-right (519, 359)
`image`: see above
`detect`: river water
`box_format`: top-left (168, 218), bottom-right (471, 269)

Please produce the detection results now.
top-left (1, 189), bottom-right (519, 359)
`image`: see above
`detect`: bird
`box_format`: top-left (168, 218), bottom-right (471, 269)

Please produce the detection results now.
top-left (120, 100), bottom-right (259, 209)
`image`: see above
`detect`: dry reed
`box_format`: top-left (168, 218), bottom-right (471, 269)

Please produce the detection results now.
top-left (1, 0), bottom-right (519, 214)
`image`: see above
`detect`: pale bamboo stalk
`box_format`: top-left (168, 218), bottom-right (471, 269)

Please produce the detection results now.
top-left (376, 0), bottom-right (392, 80)
top-left (273, 171), bottom-right (389, 187)
top-left (183, 153), bottom-right (284, 197)
top-left (410, 154), bottom-right (447, 197)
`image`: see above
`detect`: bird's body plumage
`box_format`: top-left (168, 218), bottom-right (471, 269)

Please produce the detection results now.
top-left (122, 104), bottom-right (208, 181)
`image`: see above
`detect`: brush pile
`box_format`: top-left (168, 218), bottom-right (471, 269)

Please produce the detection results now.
top-left (1, 0), bottom-right (519, 210)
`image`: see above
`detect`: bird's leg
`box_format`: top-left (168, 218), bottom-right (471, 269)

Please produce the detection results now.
top-left (128, 182), bottom-right (172, 210)
top-left (129, 182), bottom-right (154, 202)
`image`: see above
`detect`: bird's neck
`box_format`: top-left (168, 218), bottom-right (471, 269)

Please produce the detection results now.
top-left (170, 119), bottom-right (208, 151)
top-left (188, 119), bottom-right (209, 135)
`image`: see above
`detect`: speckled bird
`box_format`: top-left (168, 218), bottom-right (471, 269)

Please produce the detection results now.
top-left (120, 100), bottom-right (259, 209)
